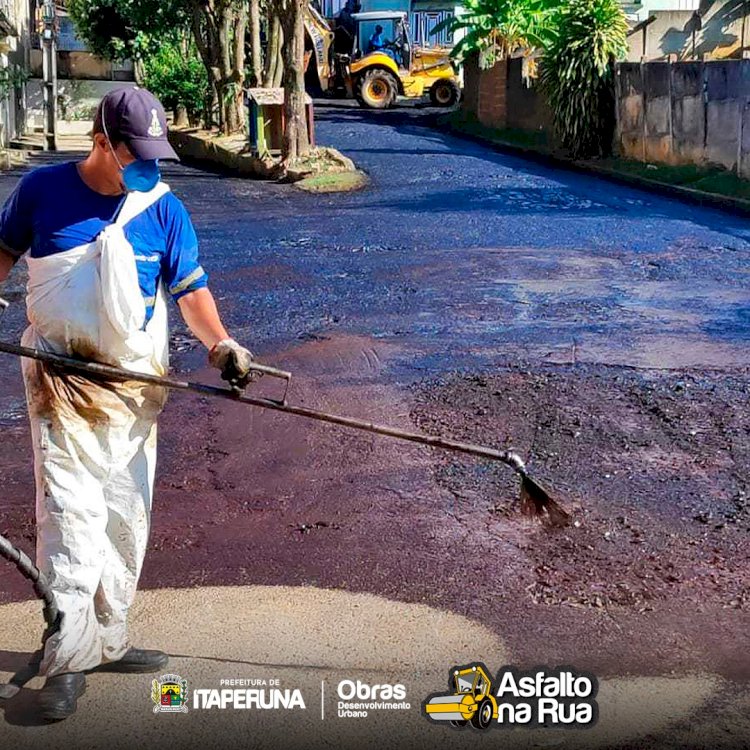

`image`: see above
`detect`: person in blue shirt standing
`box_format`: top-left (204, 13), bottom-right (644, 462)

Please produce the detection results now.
top-left (0, 87), bottom-right (256, 721)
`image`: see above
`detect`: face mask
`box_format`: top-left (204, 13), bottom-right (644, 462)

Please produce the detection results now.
top-left (120, 158), bottom-right (160, 192)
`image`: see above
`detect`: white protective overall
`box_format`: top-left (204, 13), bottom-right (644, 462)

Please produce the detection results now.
top-left (21, 181), bottom-right (171, 676)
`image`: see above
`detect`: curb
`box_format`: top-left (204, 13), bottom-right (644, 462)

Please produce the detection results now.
top-left (168, 129), bottom-right (274, 178)
top-left (168, 129), bottom-right (364, 191)
top-left (439, 120), bottom-right (750, 217)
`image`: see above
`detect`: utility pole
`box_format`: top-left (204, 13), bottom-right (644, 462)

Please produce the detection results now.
top-left (41, 0), bottom-right (57, 151)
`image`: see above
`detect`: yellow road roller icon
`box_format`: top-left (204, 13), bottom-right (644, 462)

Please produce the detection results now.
top-left (424, 663), bottom-right (497, 730)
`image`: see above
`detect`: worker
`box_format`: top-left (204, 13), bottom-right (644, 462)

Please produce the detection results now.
top-left (367, 24), bottom-right (389, 53)
top-left (368, 24), bottom-right (401, 64)
top-left (335, 0), bottom-right (362, 55)
top-left (0, 86), bottom-right (255, 721)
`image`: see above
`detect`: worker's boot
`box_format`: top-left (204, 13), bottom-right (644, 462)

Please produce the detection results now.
top-left (38, 672), bottom-right (86, 722)
top-left (92, 648), bottom-right (169, 674)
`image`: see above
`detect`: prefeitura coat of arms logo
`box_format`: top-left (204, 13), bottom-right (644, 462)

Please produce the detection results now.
top-left (152, 673), bottom-right (189, 713)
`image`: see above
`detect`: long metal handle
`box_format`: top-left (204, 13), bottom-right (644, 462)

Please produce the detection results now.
top-left (0, 341), bottom-right (526, 473)
top-left (0, 292), bottom-right (292, 403)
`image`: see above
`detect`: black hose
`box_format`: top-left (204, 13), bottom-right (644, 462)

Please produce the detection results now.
top-left (0, 534), bottom-right (59, 630)
top-left (0, 533), bottom-right (61, 698)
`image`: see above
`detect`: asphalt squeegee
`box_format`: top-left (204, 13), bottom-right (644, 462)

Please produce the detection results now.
top-left (0, 294), bottom-right (570, 697)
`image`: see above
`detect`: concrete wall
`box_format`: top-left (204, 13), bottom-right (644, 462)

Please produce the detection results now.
top-left (646, 0), bottom-right (700, 9)
top-left (461, 55), bottom-right (553, 138)
top-left (671, 61), bottom-right (705, 162)
top-left (29, 49), bottom-right (134, 81)
top-left (0, 0), bottom-right (33, 144)
top-left (25, 78), bottom-right (130, 133)
top-left (460, 55), bottom-right (750, 177)
top-left (627, 1), bottom-right (750, 62)
top-left (615, 58), bottom-right (750, 176)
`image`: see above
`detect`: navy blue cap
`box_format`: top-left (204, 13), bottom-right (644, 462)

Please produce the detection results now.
top-left (94, 86), bottom-right (179, 161)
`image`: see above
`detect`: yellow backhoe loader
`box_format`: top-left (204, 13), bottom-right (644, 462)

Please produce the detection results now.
top-left (304, 5), bottom-right (460, 109)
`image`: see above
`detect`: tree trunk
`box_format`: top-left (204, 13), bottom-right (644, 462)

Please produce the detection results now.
top-left (207, 87), bottom-right (219, 129)
top-left (263, 13), bottom-right (283, 88)
top-left (133, 58), bottom-right (145, 85)
top-left (188, 0), bottom-right (246, 135)
top-left (272, 38), bottom-right (284, 88)
top-left (279, 0), bottom-right (309, 163)
top-left (174, 105), bottom-right (190, 128)
top-left (189, 1), bottom-right (220, 128)
top-left (249, 0), bottom-right (263, 87)
top-left (221, 0), bottom-right (246, 134)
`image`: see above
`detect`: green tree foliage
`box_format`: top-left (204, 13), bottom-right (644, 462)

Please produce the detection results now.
top-left (67, 0), bottom-right (247, 134)
top-left (0, 64), bottom-right (28, 101)
top-left (66, 0), bottom-right (185, 62)
top-left (538, 0), bottom-right (628, 158)
top-left (142, 40), bottom-right (208, 123)
top-left (432, 0), bottom-right (557, 68)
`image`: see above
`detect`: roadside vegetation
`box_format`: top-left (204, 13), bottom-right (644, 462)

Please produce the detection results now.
top-left (437, 0), bottom-right (629, 159)
top-left (538, 0), bottom-right (628, 158)
top-left (433, 0), bottom-right (557, 68)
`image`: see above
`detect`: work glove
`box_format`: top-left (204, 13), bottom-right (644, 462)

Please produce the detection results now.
top-left (208, 338), bottom-right (259, 390)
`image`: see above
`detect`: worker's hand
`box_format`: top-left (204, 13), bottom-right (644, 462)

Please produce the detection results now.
top-left (208, 338), bottom-right (259, 390)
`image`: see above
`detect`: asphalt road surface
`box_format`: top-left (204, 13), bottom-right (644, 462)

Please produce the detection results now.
top-left (1, 104), bottom-right (749, 747)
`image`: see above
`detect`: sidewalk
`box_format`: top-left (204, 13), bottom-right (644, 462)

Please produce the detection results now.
top-left (2, 134), bottom-right (90, 171)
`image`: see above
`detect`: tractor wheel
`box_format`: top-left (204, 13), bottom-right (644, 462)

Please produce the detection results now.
top-left (430, 79), bottom-right (460, 107)
top-left (470, 699), bottom-right (493, 730)
top-left (355, 69), bottom-right (398, 109)
top-left (449, 719), bottom-right (468, 728)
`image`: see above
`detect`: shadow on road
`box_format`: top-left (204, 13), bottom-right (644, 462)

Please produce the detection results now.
top-left (0, 687), bottom-right (42, 728)
top-left (0, 650), bottom-right (43, 728)
top-left (0, 649), bottom-right (32, 673)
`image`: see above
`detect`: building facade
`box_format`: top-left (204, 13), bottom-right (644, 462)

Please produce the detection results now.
top-left (0, 0), bottom-right (31, 146)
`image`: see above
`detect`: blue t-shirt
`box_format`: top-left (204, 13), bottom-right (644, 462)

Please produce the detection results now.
top-left (369, 32), bottom-right (385, 51)
top-left (0, 161), bottom-right (208, 322)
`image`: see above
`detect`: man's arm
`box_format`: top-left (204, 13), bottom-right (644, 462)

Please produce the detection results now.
top-left (162, 197), bottom-right (254, 387)
top-left (177, 287), bottom-right (256, 388)
top-left (176, 287), bottom-right (229, 349)
top-left (0, 249), bottom-right (14, 284)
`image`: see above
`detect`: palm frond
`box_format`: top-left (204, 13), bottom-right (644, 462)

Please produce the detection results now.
top-left (444, 0), bottom-right (559, 66)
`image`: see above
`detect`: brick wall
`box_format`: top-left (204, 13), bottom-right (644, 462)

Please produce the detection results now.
top-left (477, 60), bottom-right (507, 128)
top-left (463, 54), bottom-right (508, 129)
top-left (463, 56), bottom-right (553, 134)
